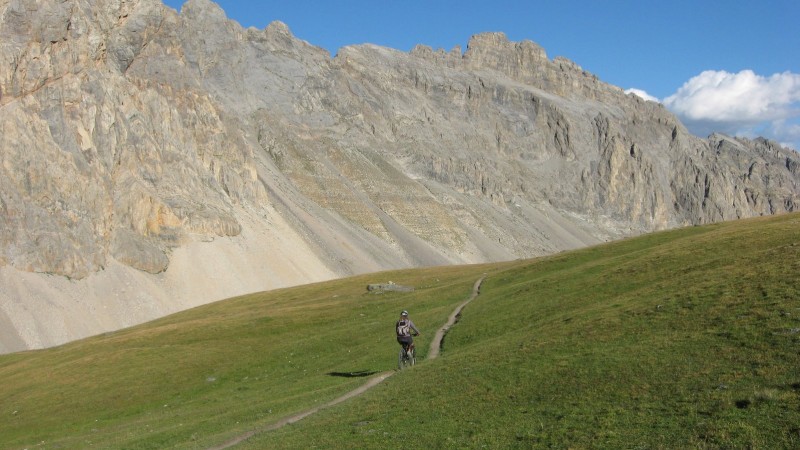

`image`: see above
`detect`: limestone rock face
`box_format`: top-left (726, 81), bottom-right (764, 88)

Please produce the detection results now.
top-left (1, 0), bottom-right (798, 352)
top-left (0, 0), bottom-right (265, 281)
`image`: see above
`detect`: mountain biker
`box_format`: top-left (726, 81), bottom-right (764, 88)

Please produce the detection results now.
top-left (396, 310), bottom-right (420, 354)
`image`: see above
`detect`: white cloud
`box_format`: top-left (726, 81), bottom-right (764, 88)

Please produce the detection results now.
top-left (625, 88), bottom-right (659, 103)
top-left (664, 70), bottom-right (800, 122)
top-left (660, 70), bottom-right (800, 150)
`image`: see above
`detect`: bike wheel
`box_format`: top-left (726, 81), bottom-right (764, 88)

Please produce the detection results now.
top-left (398, 348), bottom-right (406, 370)
top-left (409, 348), bottom-right (416, 366)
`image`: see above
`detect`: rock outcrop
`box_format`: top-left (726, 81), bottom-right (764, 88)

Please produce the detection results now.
top-left (1, 0), bottom-right (798, 353)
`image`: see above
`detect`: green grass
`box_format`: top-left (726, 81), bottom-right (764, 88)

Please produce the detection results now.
top-left (2, 213), bottom-right (800, 449)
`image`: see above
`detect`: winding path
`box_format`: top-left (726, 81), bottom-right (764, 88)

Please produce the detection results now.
top-left (209, 276), bottom-right (486, 449)
top-left (428, 276), bottom-right (484, 359)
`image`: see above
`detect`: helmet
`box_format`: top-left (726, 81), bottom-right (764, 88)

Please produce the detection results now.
top-left (401, 310), bottom-right (409, 317)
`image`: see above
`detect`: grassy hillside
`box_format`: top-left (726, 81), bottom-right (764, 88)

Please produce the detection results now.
top-left (2, 213), bottom-right (799, 449)
top-left (0, 263), bottom-right (500, 449)
top-left (243, 213), bottom-right (800, 448)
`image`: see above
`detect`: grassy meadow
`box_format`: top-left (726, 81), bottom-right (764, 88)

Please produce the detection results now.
top-left (1, 213), bottom-right (799, 448)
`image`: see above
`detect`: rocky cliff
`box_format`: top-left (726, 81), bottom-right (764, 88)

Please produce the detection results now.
top-left (1, 0), bottom-right (798, 353)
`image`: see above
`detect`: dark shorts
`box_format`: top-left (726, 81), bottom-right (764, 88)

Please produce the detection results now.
top-left (397, 335), bottom-right (413, 349)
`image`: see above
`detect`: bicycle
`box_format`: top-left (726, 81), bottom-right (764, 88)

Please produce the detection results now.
top-left (398, 343), bottom-right (416, 370)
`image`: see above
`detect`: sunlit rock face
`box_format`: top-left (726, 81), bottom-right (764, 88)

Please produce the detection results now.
top-left (1, 0), bottom-right (798, 352)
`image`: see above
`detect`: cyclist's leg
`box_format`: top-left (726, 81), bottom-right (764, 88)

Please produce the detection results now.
top-left (398, 336), bottom-right (412, 353)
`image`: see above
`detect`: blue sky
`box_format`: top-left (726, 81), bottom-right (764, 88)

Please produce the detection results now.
top-left (163, 0), bottom-right (800, 150)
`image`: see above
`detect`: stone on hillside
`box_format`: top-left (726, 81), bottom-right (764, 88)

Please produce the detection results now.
top-left (367, 283), bottom-right (415, 293)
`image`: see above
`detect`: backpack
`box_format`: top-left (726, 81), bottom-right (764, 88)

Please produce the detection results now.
top-left (396, 319), bottom-right (411, 337)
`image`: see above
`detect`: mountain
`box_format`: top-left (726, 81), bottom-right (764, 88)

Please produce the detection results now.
top-left (1, 0), bottom-right (798, 353)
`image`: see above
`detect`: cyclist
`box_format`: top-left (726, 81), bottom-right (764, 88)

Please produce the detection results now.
top-left (396, 310), bottom-right (420, 354)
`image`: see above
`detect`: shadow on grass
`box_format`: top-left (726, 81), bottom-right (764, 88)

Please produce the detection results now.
top-left (327, 370), bottom-right (380, 378)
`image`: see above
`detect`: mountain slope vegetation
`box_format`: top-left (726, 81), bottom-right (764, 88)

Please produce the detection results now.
top-left (1, 213), bottom-right (799, 448)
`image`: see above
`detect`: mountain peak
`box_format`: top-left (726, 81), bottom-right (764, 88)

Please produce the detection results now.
top-left (265, 20), bottom-right (291, 35)
top-left (465, 31), bottom-right (548, 66)
top-left (181, 0), bottom-right (226, 17)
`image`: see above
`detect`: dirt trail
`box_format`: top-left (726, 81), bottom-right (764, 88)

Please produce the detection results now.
top-left (428, 276), bottom-right (484, 359)
top-left (208, 276), bottom-right (485, 449)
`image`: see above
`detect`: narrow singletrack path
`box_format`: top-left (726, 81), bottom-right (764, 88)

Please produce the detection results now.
top-left (209, 276), bottom-right (486, 449)
top-left (428, 276), bottom-right (484, 359)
